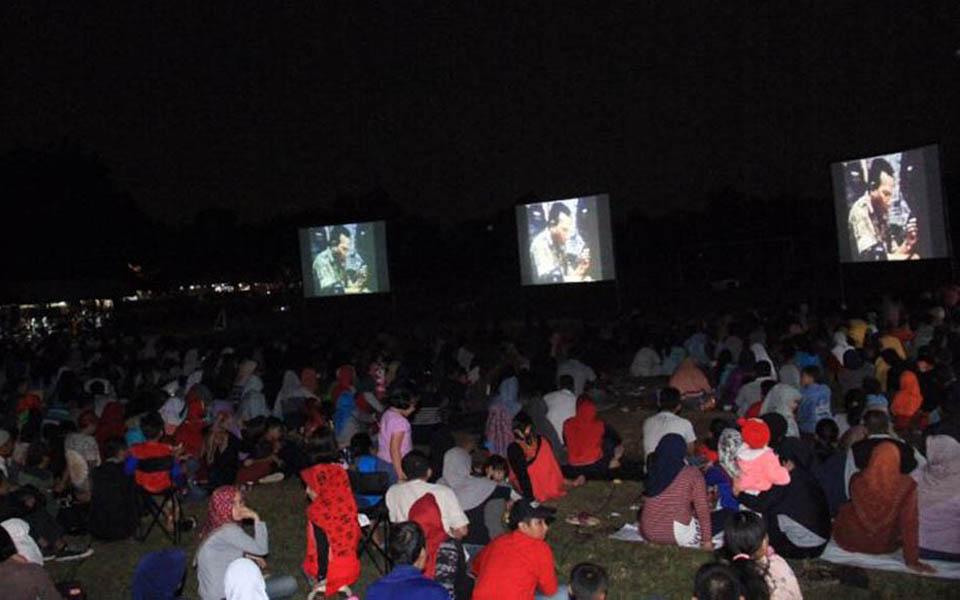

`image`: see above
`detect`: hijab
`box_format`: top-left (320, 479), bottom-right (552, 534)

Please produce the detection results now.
top-left (239, 376), bottom-right (268, 421)
top-left (879, 334), bottom-right (907, 361)
top-left (200, 485), bottom-right (241, 543)
top-left (917, 435), bottom-right (960, 509)
top-left (644, 433), bottom-right (688, 497)
top-left (718, 428), bottom-right (742, 478)
top-left (891, 371), bottom-right (923, 419)
top-left (776, 437), bottom-right (815, 472)
top-left (750, 343), bottom-right (777, 381)
top-left (563, 395), bottom-right (605, 466)
top-left (440, 446), bottom-right (496, 511)
top-left (408, 493), bottom-right (447, 578)
top-left (224, 558), bottom-right (268, 600)
top-left (668, 357), bottom-right (713, 396)
top-left (132, 549), bottom-right (187, 600)
top-left (1, 518), bottom-right (43, 565)
top-left (831, 332), bottom-right (854, 365)
top-left (759, 384), bottom-right (801, 438)
top-left (848, 442), bottom-right (916, 530)
top-left (300, 463), bottom-right (361, 594)
top-left (492, 376), bottom-right (521, 417)
top-left (176, 385), bottom-right (208, 457)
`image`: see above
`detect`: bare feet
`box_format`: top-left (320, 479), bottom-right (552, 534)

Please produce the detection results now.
top-left (908, 561), bottom-right (937, 574)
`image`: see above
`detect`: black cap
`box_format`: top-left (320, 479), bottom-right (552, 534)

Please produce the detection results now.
top-left (508, 499), bottom-right (556, 529)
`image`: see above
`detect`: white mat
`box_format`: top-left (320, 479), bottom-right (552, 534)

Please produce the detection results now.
top-left (819, 540), bottom-right (960, 580)
top-left (608, 523), bottom-right (724, 548)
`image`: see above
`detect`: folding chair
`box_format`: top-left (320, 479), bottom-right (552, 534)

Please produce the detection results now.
top-left (134, 455), bottom-right (182, 545)
top-left (349, 469), bottom-right (392, 575)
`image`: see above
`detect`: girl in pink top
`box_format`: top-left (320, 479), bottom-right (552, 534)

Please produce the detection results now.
top-left (376, 389), bottom-right (417, 482)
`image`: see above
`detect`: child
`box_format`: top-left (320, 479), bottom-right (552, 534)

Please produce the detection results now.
top-left (89, 437), bottom-right (138, 541)
top-left (568, 562), bottom-right (609, 600)
top-left (483, 455), bottom-right (509, 483)
top-left (719, 511), bottom-right (802, 600)
top-left (696, 418), bottom-right (736, 465)
top-left (734, 419), bottom-right (790, 495)
top-left (813, 418), bottom-right (840, 463)
top-left (125, 412), bottom-right (192, 533)
top-left (797, 366), bottom-right (833, 436)
top-left (349, 433), bottom-right (382, 508)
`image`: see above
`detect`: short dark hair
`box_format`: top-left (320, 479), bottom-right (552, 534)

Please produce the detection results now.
top-left (760, 380), bottom-right (776, 398)
top-left (658, 386), bottom-right (681, 411)
top-left (801, 365), bottom-right (822, 382)
top-left (329, 225), bottom-right (351, 246)
top-left (484, 454), bottom-right (508, 474)
top-left (388, 388), bottom-right (416, 411)
top-left (349, 432), bottom-right (373, 456)
top-left (388, 521), bottom-right (425, 566)
top-left (692, 563), bottom-right (746, 600)
top-left (569, 562), bottom-right (609, 599)
top-left (863, 409), bottom-right (890, 435)
top-left (547, 202), bottom-right (572, 226)
top-left (305, 427), bottom-right (339, 465)
top-left (754, 361), bottom-right (771, 377)
top-left (102, 436), bottom-right (128, 460)
top-left (140, 412), bottom-right (164, 440)
top-left (512, 411), bottom-right (534, 432)
top-left (401, 451), bottom-right (431, 480)
top-left (815, 418), bottom-right (839, 444)
top-left (558, 374), bottom-right (575, 392)
top-left (868, 158), bottom-right (895, 190)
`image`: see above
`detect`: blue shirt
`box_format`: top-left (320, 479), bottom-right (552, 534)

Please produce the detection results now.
top-left (365, 565), bottom-right (448, 600)
top-left (797, 383), bottom-right (832, 434)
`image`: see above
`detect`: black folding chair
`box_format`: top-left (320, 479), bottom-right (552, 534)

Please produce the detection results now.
top-left (349, 469), bottom-right (392, 575)
top-left (134, 455), bottom-right (182, 545)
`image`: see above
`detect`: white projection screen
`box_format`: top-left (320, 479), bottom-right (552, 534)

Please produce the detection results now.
top-left (831, 144), bottom-right (949, 262)
top-left (516, 194), bottom-right (616, 285)
top-left (298, 221), bottom-right (390, 297)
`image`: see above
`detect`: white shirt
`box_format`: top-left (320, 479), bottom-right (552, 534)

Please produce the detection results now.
top-left (642, 411), bottom-right (696, 458)
top-left (556, 359), bottom-right (596, 395)
top-left (385, 479), bottom-right (470, 534)
top-left (543, 389), bottom-right (578, 441)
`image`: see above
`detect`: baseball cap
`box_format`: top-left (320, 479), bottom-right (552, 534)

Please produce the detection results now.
top-left (508, 499), bottom-right (556, 529)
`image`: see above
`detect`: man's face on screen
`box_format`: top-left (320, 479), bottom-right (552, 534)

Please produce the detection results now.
top-left (335, 234), bottom-right (351, 260)
top-left (870, 172), bottom-right (896, 214)
top-left (551, 212), bottom-right (573, 246)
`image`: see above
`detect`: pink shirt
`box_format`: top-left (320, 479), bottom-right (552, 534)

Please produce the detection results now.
top-left (377, 409), bottom-right (413, 464)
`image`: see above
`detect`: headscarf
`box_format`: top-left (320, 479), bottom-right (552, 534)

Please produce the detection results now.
top-left (95, 401), bottom-right (126, 450)
top-left (891, 371), bottom-right (923, 420)
top-left (492, 376), bottom-right (521, 417)
top-left (917, 435), bottom-right (960, 510)
top-left (408, 493), bottom-right (447, 578)
top-left (668, 357), bottom-right (713, 397)
top-left (776, 437), bottom-right (815, 471)
top-left (750, 343), bottom-right (777, 381)
top-left (274, 370), bottom-right (316, 418)
top-left (848, 442), bottom-right (916, 532)
top-left (182, 349), bottom-right (200, 377)
top-left (563, 395), bottom-right (605, 466)
top-left (330, 365), bottom-right (355, 406)
top-left (644, 433), bottom-right (688, 497)
top-left (1, 518), bottom-right (43, 565)
top-left (300, 463), bottom-right (360, 594)
top-left (440, 446), bottom-right (496, 511)
top-left (759, 383), bottom-right (801, 438)
top-left (200, 486), bottom-right (241, 542)
top-left (848, 319), bottom-right (869, 348)
top-left (224, 558), bottom-right (268, 600)
top-left (879, 334), bottom-right (907, 361)
top-left (831, 332), bottom-right (854, 365)
top-left (234, 359), bottom-right (258, 387)
top-left (718, 428), bottom-right (742, 478)
top-left (132, 549), bottom-right (187, 600)
top-left (176, 385), bottom-right (209, 457)
top-left (239, 376), bottom-right (268, 421)
top-left (759, 413), bottom-right (789, 451)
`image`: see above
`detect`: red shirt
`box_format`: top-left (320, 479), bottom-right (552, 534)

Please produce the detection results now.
top-left (471, 531), bottom-right (558, 600)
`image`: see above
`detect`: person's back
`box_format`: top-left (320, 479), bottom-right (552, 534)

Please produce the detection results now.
top-left (89, 438), bottom-right (138, 541)
top-left (543, 376), bottom-right (577, 440)
top-left (365, 521), bottom-right (447, 600)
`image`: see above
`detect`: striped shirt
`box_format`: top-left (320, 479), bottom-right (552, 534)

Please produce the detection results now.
top-left (640, 466), bottom-right (712, 545)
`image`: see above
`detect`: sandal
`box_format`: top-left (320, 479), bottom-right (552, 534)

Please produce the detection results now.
top-left (565, 512), bottom-right (600, 527)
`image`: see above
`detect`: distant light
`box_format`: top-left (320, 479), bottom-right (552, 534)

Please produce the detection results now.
top-left (122, 295), bottom-right (139, 302)
top-left (47, 301), bottom-right (68, 308)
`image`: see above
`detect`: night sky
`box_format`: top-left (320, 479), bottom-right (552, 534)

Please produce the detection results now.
top-left (3, 3), bottom-right (958, 224)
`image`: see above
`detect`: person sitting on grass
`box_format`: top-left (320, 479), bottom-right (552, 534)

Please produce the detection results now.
top-left (718, 511), bottom-right (802, 600)
top-left (300, 431), bottom-right (361, 597)
top-left (195, 485), bottom-right (298, 600)
top-left (89, 436), bottom-right (138, 541)
top-left (692, 562), bottom-right (750, 600)
top-left (562, 395), bottom-right (624, 481)
top-left (471, 498), bottom-right (562, 600)
top-left (386, 451), bottom-right (469, 540)
top-left (365, 521), bottom-right (449, 600)
top-left (507, 412), bottom-right (583, 503)
top-left (440, 432), bottom-right (511, 551)
top-left (567, 562), bottom-right (609, 600)
top-left (639, 433), bottom-right (712, 551)
top-left (131, 548), bottom-right (188, 600)
top-left (0, 524), bottom-right (61, 600)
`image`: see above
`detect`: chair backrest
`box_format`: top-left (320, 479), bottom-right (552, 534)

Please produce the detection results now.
top-left (135, 454), bottom-right (175, 474)
top-left (350, 469), bottom-right (390, 496)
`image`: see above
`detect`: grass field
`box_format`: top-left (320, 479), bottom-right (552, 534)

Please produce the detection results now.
top-left (47, 401), bottom-right (960, 599)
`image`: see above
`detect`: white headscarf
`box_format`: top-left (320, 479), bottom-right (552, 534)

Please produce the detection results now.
top-left (273, 370), bottom-right (318, 418)
top-left (759, 383), bottom-right (801, 438)
top-left (224, 558), bottom-right (268, 600)
top-left (831, 331), bottom-right (854, 365)
top-left (750, 343), bottom-right (777, 381)
top-left (239, 375), bottom-right (268, 421)
top-left (438, 446), bottom-right (496, 511)
top-left (1, 518), bottom-right (44, 565)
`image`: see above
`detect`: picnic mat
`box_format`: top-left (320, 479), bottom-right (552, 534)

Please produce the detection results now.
top-left (819, 540), bottom-right (960, 580)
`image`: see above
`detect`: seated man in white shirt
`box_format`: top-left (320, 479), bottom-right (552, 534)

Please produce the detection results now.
top-left (543, 375), bottom-right (578, 442)
top-left (385, 451), bottom-right (469, 539)
top-left (641, 386), bottom-right (696, 462)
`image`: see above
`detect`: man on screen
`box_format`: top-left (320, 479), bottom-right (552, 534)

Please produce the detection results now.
top-left (529, 202), bottom-right (592, 284)
top-left (847, 158), bottom-right (919, 261)
top-left (312, 225), bottom-right (368, 294)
